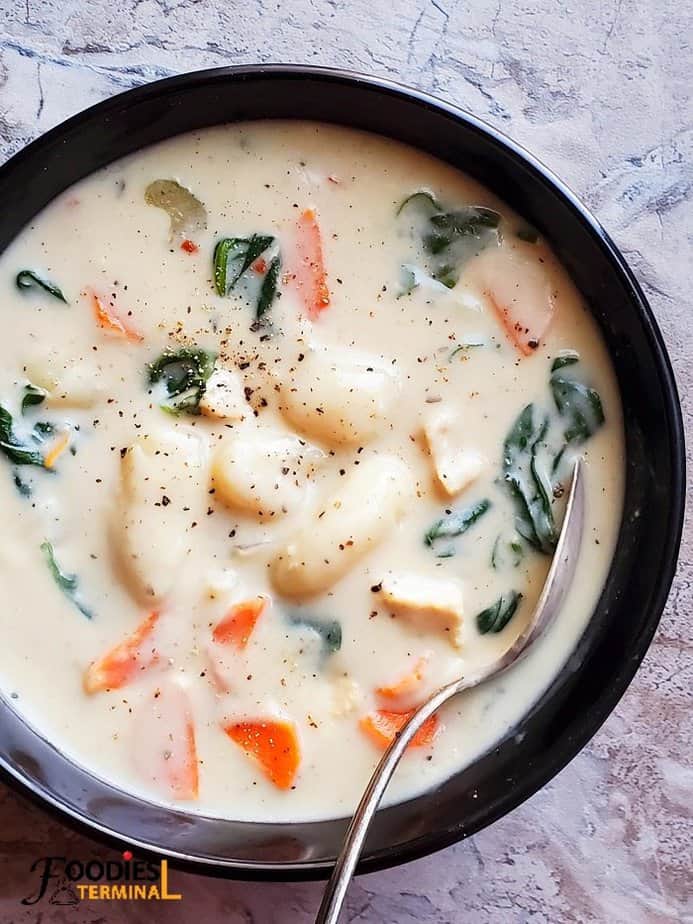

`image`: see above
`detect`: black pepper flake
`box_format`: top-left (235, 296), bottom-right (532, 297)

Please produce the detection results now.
top-left (370, 582), bottom-right (382, 593)
top-left (161, 495), bottom-right (171, 506)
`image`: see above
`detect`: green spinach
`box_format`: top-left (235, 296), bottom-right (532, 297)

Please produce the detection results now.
top-left (213, 234), bottom-right (281, 321)
top-left (41, 540), bottom-right (93, 619)
top-left (398, 191), bottom-right (501, 288)
top-left (287, 611), bottom-right (342, 658)
top-left (256, 255), bottom-right (281, 320)
top-left (0, 405), bottom-right (46, 467)
top-left (425, 498), bottom-right (491, 552)
top-left (550, 353), bottom-right (605, 444)
top-left (502, 404), bottom-right (556, 554)
top-left (147, 347), bottom-right (216, 415)
top-left (16, 270), bottom-right (68, 304)
top-left (491, 534), bottom-right (524, 569)
top-left (476, 591), bottom-right (523, 634)
top-left (21, 383), bottom-right (48, 414)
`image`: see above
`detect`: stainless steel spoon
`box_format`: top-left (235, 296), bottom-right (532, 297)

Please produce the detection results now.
top-left (316, 458), bottom-right (585, 924)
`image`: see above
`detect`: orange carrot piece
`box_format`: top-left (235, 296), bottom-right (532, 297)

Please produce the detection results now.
top-left (376, 657), bottom-right (428, 702)
top-left (180, 239), bottom-right (199, 254)
top-left (212, 597), bottom-right (266, 649)
top-left (170, 711), bottom-right (199, 800)
top-left (43, 432), bottom-right (70, 470)
top-left (487, 294), bottom-right (536, 357)
top-left (134, 680), bottom-right (199, 800)
top-left (359, 709), bottom-right (440, 751)
top-left (292, 208), bottom-right (330, 318)
top-left (251, 256), bottom-right (267, 274)
top-left (87, 289), bottom-right (143, 343)
top-left (84, 610), bottom-right (159, 693)
top-left (225, 719), bottom-right (301, 789)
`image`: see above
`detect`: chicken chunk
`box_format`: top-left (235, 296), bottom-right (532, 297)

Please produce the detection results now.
top-left (378, 573), bottom-right (464, 649)
top-left (199, 367), bottom-right (248, 421)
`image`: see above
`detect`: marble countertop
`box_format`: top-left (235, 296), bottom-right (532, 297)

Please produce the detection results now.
top-left (0, 1), bottom-right (690, 921)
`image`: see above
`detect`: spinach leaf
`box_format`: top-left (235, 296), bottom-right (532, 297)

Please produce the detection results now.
top-left (550, 354), bottom-right (605, 444)
top-left (398, 192), bottom-right (501, 288)
top-left (145, 179), bottom-right (207, 241)
top-left (21, 383), bottom-right (48, 414)
top-left (0, 405), bottom-right (46, 467)
top-left (449, 338), bottom-right (484, 360)
top-left (13, 472), bottom-right (32, 497)
top-left (425, 498), bottom-right (491, 549)
top-left (147, 347), bottom-right (216, 415)
top-left (551, 350), bottom-right (580, 372)
top-left (396, 190), bottom-right (442, 216)
top-left (214, 234), bottom-right (281, 321)
top-left (476, 591), bottom-right (522, 634)
top-left (502, 404), bottom-right (556, 554)
top-left (16, 270), bottom-right (68, 304)
top-left (256, 255), bottom-right (281, 320)
top-left (40, 540), bottom-right (93, 619)
top-left (491, 534), bottom-right (524, 569)
top-left (287, 611), bottom-right (342, 658)
top-left (213, 238), bottom-right (238, 296)
top-left (213, 234), bottom-right (274, 296)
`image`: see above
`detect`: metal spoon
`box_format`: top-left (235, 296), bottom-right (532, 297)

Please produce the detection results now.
top-left (316, 458), bottom-right (585, 924)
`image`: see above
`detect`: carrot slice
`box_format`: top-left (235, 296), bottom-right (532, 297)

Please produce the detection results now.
top-left (87, 289), bottom-right (143, 343)
top-left (359, 709), bottom-right (440, 751)
top-left (170, 710), bottom-right (199, 800)
top-left (134, 679), bottom-right (199, 800)
top-left (487, 292), bottom-right (553, 357)
top-left (472, 245), bottom-right (555, 356)
top-left (376, 657), bottom-right (428, 701)
top-left (43, 432), bottom-right (70, 470)
top-left (225, 719), bottom-right (300, 789)
top-left (212, 596), bottom-right (266, 649)
top-left (291, 208), bottom-right (330, 318)
top-left (84, 610), bottom-right (159, 693)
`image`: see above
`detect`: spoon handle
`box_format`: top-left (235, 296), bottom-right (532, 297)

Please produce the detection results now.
top-left (315, 459), bottom-right (584, 924)
top-left (314, 675), bottom-right (469, 924)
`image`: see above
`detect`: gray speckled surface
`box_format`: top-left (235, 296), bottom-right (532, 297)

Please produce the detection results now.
top-left (0, 1), bottom-right (690, 921)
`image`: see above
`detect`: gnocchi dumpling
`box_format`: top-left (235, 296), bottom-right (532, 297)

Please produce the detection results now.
top-left (272, 453), bottom-right (413, 598)
top-left (212, 425), bottom-right (324, 520)
top-left (275, 345), bottom-right (400, 445)
top-left (423, 404), bottom-right (486, 497)
top-left (115, 429), bottom-right (205, 603)
top-left (25, 351), bottom-right (104, 407)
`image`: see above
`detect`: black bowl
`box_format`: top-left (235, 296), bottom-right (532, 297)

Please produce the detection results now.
top-left (0, 65), bottom-right (685, 879)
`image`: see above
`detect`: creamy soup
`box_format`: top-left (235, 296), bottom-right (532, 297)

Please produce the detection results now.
top-left (0, 122), bottom-right (623, 822)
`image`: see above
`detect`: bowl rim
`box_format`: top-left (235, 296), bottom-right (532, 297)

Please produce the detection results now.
top-left (0, 63), bottom-right (686, 878)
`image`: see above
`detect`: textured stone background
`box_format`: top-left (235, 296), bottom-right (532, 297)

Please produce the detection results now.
top-left (0, 1), bottom-right (690, 921)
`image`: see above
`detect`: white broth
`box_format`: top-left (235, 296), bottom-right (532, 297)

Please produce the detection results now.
top-left (0, 122), bottom-right (624, 822)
